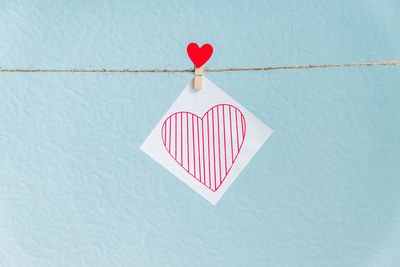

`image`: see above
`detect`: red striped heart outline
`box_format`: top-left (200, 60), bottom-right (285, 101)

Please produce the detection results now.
top-left (161, 104), bottom-right (246, 192)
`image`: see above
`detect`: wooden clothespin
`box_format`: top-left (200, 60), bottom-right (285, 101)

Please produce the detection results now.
top-left (187, 42), bottom-right (213, 90)
top-left (194, 66), bottom-right (203, 90)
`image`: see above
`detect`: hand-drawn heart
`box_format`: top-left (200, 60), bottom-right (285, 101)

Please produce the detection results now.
top-left (161, 104), bottom-right (246, 192)
top-left (187, 43), bottom-right (213, 68)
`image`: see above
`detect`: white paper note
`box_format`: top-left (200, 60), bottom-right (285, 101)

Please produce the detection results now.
top-left (140, 77), bottom-right (273, 205)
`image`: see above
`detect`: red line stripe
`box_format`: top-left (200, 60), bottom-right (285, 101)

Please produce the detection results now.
top-left (207, 113), bottom-right (211, 188)
top-left (241, 114), bottom-right (243, 139)
top-left (162, 124), bottom-right (164, 145)
top-left (223, 105), bottom-right (227, 176)
top-left (202, 117), bottom-right (206, 186)
top-left (175, 115), bottom-right (177, 159)
top-left (229, 106), bottom-right (233, 162)
top-left (217, 106), bottom-right (222, 184)
top-left (235, 109), bottom-right (239, 154)
top-left (241, 115), bottom-right (245, 138)
top-left (197, 118), bottom-right (202, 182)
top-left (187, 113), bottom-right (189, 172)
top-left (212, 108), bottom-right (216, 190)
top-left (169, 117), bottom-right (171, 153)
top-left (181, 113), bottom-right (183, 165)
top-left (192, 114), bottom-right (196, 178)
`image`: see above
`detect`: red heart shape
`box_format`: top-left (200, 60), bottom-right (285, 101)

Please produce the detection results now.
top-left (187, 43), bottom-right (213, 68)
top-left (161, 104), bottom-right (246, 192)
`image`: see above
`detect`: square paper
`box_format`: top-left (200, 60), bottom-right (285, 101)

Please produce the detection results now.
top-left (140, 77), bottom-right (273, 205)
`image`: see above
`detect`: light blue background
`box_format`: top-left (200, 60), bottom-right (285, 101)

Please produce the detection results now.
top-left (0, 1), bottom-right (399, 266)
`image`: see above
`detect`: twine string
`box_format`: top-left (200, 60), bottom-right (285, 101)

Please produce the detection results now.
top-left (0, 60), bottom-right (398, 73)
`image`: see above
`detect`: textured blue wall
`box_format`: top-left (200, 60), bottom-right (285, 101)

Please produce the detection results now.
top-left (0, 1), bottom-right (399, 266)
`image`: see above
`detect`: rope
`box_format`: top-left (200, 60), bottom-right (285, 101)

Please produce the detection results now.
top-left (0, 60), bottom-right (398, 73)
